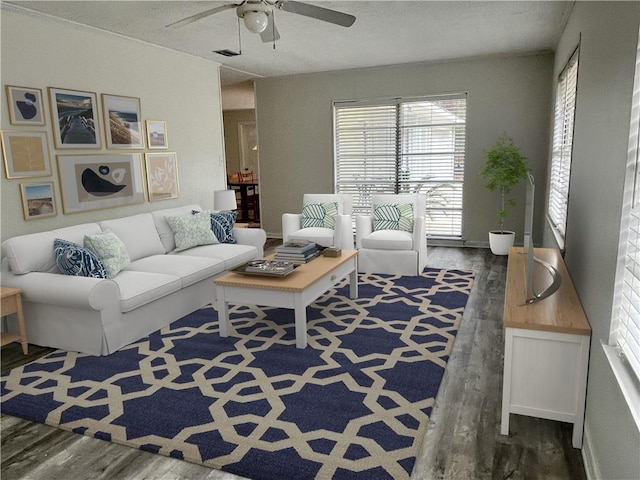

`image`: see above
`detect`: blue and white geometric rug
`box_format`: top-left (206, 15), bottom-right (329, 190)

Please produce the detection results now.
top-left (1, 268), bottom-right (474, 480)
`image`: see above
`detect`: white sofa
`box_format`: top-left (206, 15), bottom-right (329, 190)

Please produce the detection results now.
top-left (0, 204), bottom-right (266, 356)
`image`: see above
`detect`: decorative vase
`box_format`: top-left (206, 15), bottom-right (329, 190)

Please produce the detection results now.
top-left (489, 230), bottom-right (515, 255)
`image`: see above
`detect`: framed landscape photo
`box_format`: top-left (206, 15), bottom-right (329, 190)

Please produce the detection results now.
top-left (20, 182), bottom-right (57, 220)
top-left (144, 152), bottom-right (179, 201)
top-left (146, 120), bottom-right (168, 149)
top-left (6, 85), bottom-right (45, 125)
top-left (57, 153), bottom-right (145, 213)
top-left (49, 87), bottom-right (101, 149)
top-left (102, 94), bottom-right (144, 149)
top-left (1, 130), bottom-right (52, 178)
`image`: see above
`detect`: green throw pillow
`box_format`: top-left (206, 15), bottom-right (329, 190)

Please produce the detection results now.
top-left (84, 230), bottom-right (131, 279)
top-left (373, 203), bottom-right (414, 232)
top-left (166, 212), bottom-right (219, 252)
top-left (301, 202), bottom-right (338, 229)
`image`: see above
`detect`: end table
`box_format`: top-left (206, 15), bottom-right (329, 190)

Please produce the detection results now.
top-left (1, 287), bottom-right (28, 354)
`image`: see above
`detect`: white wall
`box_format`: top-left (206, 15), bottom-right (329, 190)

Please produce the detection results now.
top-left (555, 3), bottom-right (640, 479)
top-left (255, 53), bottom-right (553, 241)
top-left (0, 7), bottom-right (227, 242)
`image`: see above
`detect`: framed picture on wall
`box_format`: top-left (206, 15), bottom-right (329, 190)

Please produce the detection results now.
top-left (102, 94), bottom-right (144, 149)
top-left (144, 152), bottom-right (179, 201)
top-left (1, 130), bottom-right (52, 178)
top-left (48, 87), bottom-right (101, 149)
top-left (5, 85), bottom-right (46, 125)
top-left (57, 153), bottom-right (145, 213)
top-left (20, 182), bottom-right (57, 220)
top-left (146, 120), bottom-right (168, 149)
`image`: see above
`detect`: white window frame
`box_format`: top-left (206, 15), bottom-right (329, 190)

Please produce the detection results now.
top-left (606, 28), bottom-right (640, 431)
top-left (333, 94), bottom-right (467, 239)
top-left (547, 48), bottom-right (580, 249)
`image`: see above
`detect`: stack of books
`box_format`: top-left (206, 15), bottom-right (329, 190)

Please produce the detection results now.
top-left (274, 241), bottom-right (320, 264)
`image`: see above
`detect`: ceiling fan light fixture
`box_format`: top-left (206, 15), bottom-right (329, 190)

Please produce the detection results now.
top-left (242, 10), bottom-right (269, 33)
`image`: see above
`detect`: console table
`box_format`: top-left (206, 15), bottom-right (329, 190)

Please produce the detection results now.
top-left (501, 247), bottom-right (591, 448)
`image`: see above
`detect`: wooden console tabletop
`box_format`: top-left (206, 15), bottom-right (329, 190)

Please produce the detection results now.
top-left (503, 247), bottom-right (590, 335)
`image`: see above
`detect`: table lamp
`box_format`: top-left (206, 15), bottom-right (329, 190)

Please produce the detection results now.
top-left (214, 189), bottom-right (237, 212)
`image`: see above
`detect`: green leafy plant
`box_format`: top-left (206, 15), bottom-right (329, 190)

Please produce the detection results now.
top-left (479, 135), bottom-right (530, 233)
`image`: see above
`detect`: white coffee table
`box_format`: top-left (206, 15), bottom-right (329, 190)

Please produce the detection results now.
top-left (214, 250), bottom-right (358, 348)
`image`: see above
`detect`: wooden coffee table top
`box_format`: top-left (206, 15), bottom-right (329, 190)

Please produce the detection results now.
top-left (214, 249), bottom-right (357, 292)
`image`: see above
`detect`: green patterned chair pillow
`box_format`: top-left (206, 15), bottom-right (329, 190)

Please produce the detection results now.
top-left (83, 230), bottom-right (131, 279)
top-left (301, 202), bottom-right (338, 229)
top-left (373, 203), bottom-right (414, 232)
top-left (166, 212), bottom-right (219, 252)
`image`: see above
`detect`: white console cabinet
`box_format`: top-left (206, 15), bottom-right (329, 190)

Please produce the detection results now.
top-left (501, 247), bottom-right (591, 448)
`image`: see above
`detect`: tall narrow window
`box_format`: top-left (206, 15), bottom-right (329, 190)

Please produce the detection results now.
top-left (334, 94), bottom-right (466, 238)
top-left (611, 33), bottom-right (640, 383)
top-left (548, 48), bottom-right (579, 248)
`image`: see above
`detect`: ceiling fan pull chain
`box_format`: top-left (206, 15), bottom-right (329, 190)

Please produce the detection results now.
top-left (272, 11), bottom-right (276, 50)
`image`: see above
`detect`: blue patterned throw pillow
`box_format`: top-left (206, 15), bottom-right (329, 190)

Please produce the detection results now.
top-left (301, 202), bottom-right (338, 229)
top-left (373, 203), bottom-right (414, 232)
top-left (210, 210), bottom-right (238, 244)
top-left (54, 238), bottom-right (107, 278)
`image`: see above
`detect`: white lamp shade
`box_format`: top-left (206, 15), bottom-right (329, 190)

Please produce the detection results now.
top-left (214, 190), bottom-right (237, 211)
top-left (243, 10), bottom-right (269, 33)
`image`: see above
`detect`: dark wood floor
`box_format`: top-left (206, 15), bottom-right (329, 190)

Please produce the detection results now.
top-left (1, 247), bottom-right (586, 480)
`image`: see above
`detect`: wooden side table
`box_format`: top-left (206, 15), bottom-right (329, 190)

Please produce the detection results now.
top-left (1, 287), bottom-right (28, 354)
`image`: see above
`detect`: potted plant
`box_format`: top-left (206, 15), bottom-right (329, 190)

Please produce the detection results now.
top-left (479, 134), bottom-right (530, 255)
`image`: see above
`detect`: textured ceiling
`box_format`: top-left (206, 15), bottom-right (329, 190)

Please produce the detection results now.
top-left (5, 1), bottom-right (572, 86)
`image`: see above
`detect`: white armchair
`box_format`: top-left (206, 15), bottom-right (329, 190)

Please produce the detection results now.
top-left (355, 193), bottom-right (427, 275)
top-left (282, 194), bottom-right (353, 249)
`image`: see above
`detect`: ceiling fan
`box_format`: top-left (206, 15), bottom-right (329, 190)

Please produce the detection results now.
top-left (166, 0), bottom-right (356, 44)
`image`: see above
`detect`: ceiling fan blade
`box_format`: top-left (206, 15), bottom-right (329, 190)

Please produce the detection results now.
top-left (165, 4), bottom-right (238, 28)
top-left (260, 13), bottom-right (281, 43)
top-left (280, 1), bottom-right (355, 27)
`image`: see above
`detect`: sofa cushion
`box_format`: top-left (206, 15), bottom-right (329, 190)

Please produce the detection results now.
top-left (373, 203), bottom-right (414, 232)
top-left (151, 204), bottom-right (202, 253)
top-left (53, 223), bottom-right (103, 246)
top-left (128, 255), bottom-right (225, 288)
top-left (361, 230), bottom-right (413, 250)
top-left (100, 214), bottom-right (165, 262)
top-left (112, 270), bottom-right (182, 313)
top-left (166, 212), bottom-right (219, 252)
top-left (301, 202), bottom-right (338, 229)
top-left (177, 243), bottom-right (257, 270)
top-left (84, 230), bottom-right (132, 279)
top-left (54, 239), bottom-right (107, 278)
top-left (290, 227), bottom-right (335, 248)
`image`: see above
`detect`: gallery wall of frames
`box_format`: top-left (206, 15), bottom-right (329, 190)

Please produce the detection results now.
top-left (2, 84), bottom-right (178, 220)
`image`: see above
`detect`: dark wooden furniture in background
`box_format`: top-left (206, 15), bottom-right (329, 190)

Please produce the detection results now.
top-left (228, 181), bottom-right (260, 223)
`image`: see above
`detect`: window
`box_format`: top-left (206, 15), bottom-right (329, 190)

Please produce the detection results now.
top-left (607, 30), bottom-right (640, 429)
top-left (334, 94), bottom-right (466, 238)
top-left (547, 48), bottom-right (579, 248)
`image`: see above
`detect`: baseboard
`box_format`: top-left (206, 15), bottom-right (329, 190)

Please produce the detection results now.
top-left (581, 421), bottom-right (601, 480)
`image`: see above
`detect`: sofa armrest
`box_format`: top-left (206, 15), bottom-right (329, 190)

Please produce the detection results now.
top-left (233, 227), bottom-right (267, 258)
top-left (334, 214), bottom-right (354, 249)
top-left (355, 215), bottom-right (373, 249)
top-left (282, 213), bottom-right (302, 243)
top-left (1, 268), bottom-right (120, 310)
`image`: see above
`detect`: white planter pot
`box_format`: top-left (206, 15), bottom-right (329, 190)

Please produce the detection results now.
top-left (489, 230), bottom-right (515, 255)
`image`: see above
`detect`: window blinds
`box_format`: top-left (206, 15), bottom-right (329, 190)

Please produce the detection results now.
top-left (548, 49), bottom-right (579, 246)
top-left (334, 94), bottom-right (467, 238)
